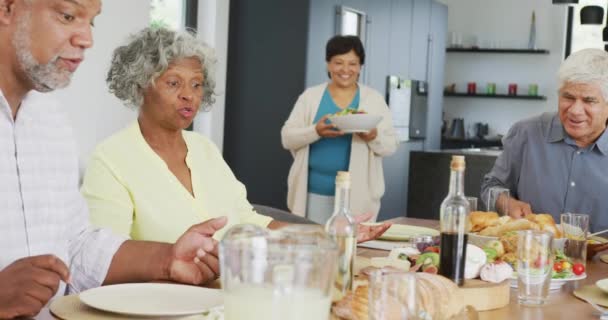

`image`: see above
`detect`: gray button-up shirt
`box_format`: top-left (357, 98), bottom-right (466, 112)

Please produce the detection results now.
top-left (481, 112), bottom-right (608, 232)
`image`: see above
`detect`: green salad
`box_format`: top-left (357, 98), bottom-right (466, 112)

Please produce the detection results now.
top-left (334, 108), bottom-right (366, 116)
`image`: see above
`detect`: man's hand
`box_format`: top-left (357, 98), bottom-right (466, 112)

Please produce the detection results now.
top-left (315, 115), bottom-right (344, 138)
top-left (506, 197), bottom-right (533, 218)
top-left (356, 128), bottom-right (377, 142)
top-left (353, 212), bottom-right (391, 243)
top-left (0, 255), bottom-right (70, 319)
top-left (166, 217), bottom-right (227, 285)
top-left (588, 243), bottom-right (608, 259)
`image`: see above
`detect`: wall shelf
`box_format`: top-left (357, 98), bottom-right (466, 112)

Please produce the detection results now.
top-left (446, 47), bottom-right (550, 54)
top-left (443, 92), bottom-right (547, 100)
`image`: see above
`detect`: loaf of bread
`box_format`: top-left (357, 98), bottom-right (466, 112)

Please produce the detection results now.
top-left (332, 270), bottom-right (465, 320)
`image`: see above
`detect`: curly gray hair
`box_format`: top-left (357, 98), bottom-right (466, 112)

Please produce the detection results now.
top-left (558, 48), bottom-right (608, 100)
top-left (107, 27), bottom-right (217, 109)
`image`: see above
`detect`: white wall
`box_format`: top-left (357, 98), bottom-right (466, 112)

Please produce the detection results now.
top-left (193, 0), bottom-right (230, 151)
top-left (443, 1), bottom-right (568, 137)
top-left (49, 0), bottom-right (149, 167)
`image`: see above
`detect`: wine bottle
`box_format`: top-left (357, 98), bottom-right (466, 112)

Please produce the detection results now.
top-left (439, 155), bottom-right (470, 286)
top-left (325, 171), bottom-right (357, 294)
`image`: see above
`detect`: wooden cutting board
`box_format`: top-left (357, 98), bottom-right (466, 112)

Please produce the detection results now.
top-left (458, 279), bottom-right (510, 311)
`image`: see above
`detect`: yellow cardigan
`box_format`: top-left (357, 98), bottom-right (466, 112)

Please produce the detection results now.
top-left (81, 121), bottom-right (272, 243)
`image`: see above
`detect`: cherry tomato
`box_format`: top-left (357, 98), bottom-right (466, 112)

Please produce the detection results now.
top-left (553, 261), bottom-right (563, 272)
top-left (561, 261), bottom-right (572, 271)
top-left (424, 246), bottom-right (440, 253)
top-left (573, 263), bottom-right (585, 276)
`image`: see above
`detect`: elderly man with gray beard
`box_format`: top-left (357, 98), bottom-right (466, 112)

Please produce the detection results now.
top-left (0, 1), bottom-right (228, 318)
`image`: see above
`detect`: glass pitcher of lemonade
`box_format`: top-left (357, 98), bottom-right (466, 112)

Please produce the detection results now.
top-left (220, 224), bottom-right (338, 320)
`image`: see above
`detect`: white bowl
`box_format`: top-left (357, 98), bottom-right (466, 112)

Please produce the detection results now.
top-left (329, 114), bottom-right (382, 133)
top-left (597, 278), bottom-right (608, 294)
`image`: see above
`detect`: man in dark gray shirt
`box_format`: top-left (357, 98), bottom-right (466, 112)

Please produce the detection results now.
top-left (481, 48), bottom-right (608, 237)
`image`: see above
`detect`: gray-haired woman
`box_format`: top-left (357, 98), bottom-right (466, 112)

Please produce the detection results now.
top-left (82, 27), bottom-right (390, 246)
top-left (81, 27), bottom-right (277, 243)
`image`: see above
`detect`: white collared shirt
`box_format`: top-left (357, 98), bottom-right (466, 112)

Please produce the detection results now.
top-left (0, 89), bottom-right (126, 299)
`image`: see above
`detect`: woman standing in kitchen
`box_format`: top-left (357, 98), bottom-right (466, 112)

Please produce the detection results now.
top-left (281, 35), bottom-right (398, 224)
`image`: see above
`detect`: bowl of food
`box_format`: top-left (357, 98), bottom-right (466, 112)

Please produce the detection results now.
top-left (329, 108), bottom-right (382, 133)
top-left (467, 212), bottom-right (566, 250)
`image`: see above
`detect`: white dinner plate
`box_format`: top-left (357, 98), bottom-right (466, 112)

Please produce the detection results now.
top-left (597, 278), bottom-right (608, 294)
top-left (79, 283), bottom-right (223, 317)
top-left (363, 223), bottom-right (439, 241)
top-left (510, 273), bottom-right (587, 290)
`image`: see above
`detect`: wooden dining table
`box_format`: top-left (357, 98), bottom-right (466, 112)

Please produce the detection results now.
top-left (34, 217), bottom-right (608, 320)
top-left (357, 217), bottom-right (608, 320)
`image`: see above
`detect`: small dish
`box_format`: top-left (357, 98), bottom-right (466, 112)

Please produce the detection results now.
top-left (597, 279), bottom-right (608, 294)
top-left (510, 273), bottom-right (586, 290)
top-left (362, 223), bottom-right (439, 241)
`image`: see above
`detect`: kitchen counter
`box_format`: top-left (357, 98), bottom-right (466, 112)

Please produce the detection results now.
top-left (435, 148), bottom-right (502, 157)
top-left (441, 137), bottom-right (503, 149)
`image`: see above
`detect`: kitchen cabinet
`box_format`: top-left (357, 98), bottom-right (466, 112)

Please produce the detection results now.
top-left (408, 0), bottom-right (431, 81)
top-left (381, 141), bottom-right (424, 219)
top-left (388, 0), bottom-right (413, 81)
top-left (306, 0), bottom-right (444, 85)
top-left (424, 0), bottom-right (447, 149)
top-left (388, 0), bottom-right (437, 82)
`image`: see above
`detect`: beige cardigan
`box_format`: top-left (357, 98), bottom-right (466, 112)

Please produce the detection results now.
top-left (281, 83), bottom-right (398, 219)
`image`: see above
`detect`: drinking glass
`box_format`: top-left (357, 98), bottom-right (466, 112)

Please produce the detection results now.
top-left (561, 213), bottom-right (589, 269)
top-left (466, 196), bottom-right (478, 211)
top-left (449, 31), bottom-right (463, 48)
top-left (220, 224), bottom-right (338, 320)
top-left (487, 187), bottom-right (510, 215)
top-left (368, 270), bottom-right (419, 320)
top-left (517, 230), bottom-right (553, 306)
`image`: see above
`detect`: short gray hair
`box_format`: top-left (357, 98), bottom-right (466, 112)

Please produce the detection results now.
top-left (558, 48), bottom-right (608, 100)
top-left (107, 27), bottom-right (217, 109)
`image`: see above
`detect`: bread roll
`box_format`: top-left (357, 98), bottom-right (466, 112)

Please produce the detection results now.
top-left (479, 225), bottom-right (502, 237)
top-left (332, 283), bottom-right (368, 320)
top-left (527, 213), bottom-right (562, 238)
top-left (469, 211), bottom-right (499, 232)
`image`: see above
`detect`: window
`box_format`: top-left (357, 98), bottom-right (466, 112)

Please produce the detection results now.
top-left (150, 0), bottom-right (198, 130)
top-left (150, 0), bottom-right (185, 30)
top-left (335, 6), bottom-right (367, 44)
top-left (566, 0), bottom-right (608, 57)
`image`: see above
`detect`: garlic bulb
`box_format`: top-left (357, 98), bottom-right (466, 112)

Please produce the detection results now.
top-left (480, 261), bottom-right (513, 283)
top-left (465, 244), bottom-right (487, 279)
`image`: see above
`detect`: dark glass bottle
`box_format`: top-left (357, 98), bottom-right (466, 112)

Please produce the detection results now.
top-left (439, 155), bottom-right (470, 286)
